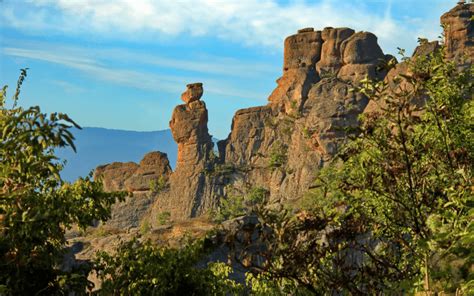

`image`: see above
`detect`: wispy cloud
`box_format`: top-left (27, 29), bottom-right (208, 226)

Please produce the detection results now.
top-left (86, 48), bottom-right (278, 78)
top-left (2, 45), bottom-right (268, 99)
top-left (1, 0), bottom-right (444, 55)
top-left (50, 79), bottom-right (86, 93)
top-left (3, 46), bottom-right (181, 93)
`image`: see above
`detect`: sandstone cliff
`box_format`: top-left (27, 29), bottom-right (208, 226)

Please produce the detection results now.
top-left (94, 2), bottom-right (473, 228)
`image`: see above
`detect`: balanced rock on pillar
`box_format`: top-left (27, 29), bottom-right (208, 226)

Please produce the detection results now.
top-left (181, 83), bottom-right (204, 104)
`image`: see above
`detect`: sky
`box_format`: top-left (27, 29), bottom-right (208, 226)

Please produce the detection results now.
top-left (0, 0), bottom-right (456, 139)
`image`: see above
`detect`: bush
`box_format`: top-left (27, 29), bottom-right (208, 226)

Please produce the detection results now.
top-left (268, 142), bottom-right (287, 168)
top-left (216, 187), bottom-right (269, 222)
top-left (157, 211), bottom-right (171, 225)
top-left (149, 176), bottom-right (167, 194)
top-left (94, 238), bottom-right (242, 295)
top-left (242, 47), bottom-right (473, 294)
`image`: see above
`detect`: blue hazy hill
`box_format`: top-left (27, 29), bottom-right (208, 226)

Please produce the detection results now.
top-left (56, 127), bottom-right (178, 182)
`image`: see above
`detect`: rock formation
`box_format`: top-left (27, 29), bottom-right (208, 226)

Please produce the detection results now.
top-left (94, 2), bottom-right (473, 228)
top-left (441, 1), bottom-right (473, 66)
top-left (94, 151), bottom-right (172, 228)
top-left (181, 83), bottom-right (204, 104)
top-left (95, 151), bottom-right (171, 193)
top-left (156, 85), bottom-right (216, 218)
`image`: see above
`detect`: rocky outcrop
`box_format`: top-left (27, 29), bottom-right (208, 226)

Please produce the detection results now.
top-left (181, 83), bottom-right (204, 105)
top-left (441, 1), bottom-right (473, 66)
top-left (218, 24), bottom-right (389, 203)
top-left (96, 25), bottom-right (394, 221)
top-left (125, 152), bottom-right (172, 192)
top-left (338, 31), bottom-right (387, 83)
top-left (365, 2), bottom-right (472, 116)
top-left (93, 152), bottom-right (172, 228)
top-left (94, 3), bottom-right (473, 227)
top-left (283, 28), bottom-right (323, 71)
top-left (95, 162), bottom-right (139, 192)
top-left (170, 96), bottom-right (212, 170)
top-left (94, 151), bottom-right (171, 193)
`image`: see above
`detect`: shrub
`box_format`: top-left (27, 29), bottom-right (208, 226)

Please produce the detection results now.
top-left (94, 238), bottom-right (242, 295)
top-left (149, 176), bottom-right (167, 194)
top-left (268, 142), bottom-right (288, 168)
top-left (157, 211), bottom-right (171, 225)
top-left (241, 46), bottom-right (473, 294)
top-left (216, 187), bottom-right (269, 222)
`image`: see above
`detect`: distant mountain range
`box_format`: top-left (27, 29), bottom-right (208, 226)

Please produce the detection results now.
top-left (56, 127), bottom-right (178, 182)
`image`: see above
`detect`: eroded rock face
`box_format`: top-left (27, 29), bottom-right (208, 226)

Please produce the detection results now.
top-left (94, 152), bottom-right (171, 193)
top-left (181, 83), bottom-right (204, 104)
top-left (364, 1), bottom-right (473, 117)
top-left (170, 100), bottom-right (212, 168)
top-left (219, 25), bottom-right (390, 203)
top-left (441, 2), bottom-right (473, 66)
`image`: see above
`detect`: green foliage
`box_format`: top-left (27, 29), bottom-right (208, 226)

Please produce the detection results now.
top-left (149, 175), bottom-right (167, 194)
top-left (209, 262), bottom-right (245, 295)
top-left (140, 219), bottom-right (151, 235)
top-left (246, 271), bottom-right (315, 296)
top-left (94, 238), bottom-right (243, 295)
top-left (288, 100), bottom-right (302, 119)
top-left (244, 47), bottom-right (473, 294)
top-left (206, 163), bottom-right (237, 176)
top-left (0, 70), bottom-right (125, 294)
top-left (268, 142), bottom-right (288, 168)
top-left (156, 211), bottom-right (171, 225)
top-left (343, 47), bottom-right (473, 293)
top-left (319, 70), bottom-right (338, 79)
top-left (301, 127), bottom-right (314, 139)
top-left (93, 225), bottom-right (119, 238)
top-left (216, 187), bottom-right (269, 222)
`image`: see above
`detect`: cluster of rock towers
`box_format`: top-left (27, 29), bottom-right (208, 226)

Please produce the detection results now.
top-left (94, 2), bottom-right (473, 228)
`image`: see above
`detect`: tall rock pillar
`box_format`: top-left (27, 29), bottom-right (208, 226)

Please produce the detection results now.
top-left (157, 83), bottom-right (215, 218)
top-left (170, 83), bottom-right (213, 170)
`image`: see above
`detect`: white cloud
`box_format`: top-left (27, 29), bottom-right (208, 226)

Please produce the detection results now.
top-left (2, 0), bottom-right (444, 55)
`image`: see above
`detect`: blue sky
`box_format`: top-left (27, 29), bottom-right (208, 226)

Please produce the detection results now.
top-left (0, 0), bottom-right (455, 139)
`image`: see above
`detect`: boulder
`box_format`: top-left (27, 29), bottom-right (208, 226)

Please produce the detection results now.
top-left (94, 162), bottom-right (138, 192)
top-left (316, 27), bottom-right (355, 74)
top-left (283, 29), bottom-right (323, 71)
top-left (181, 83), bottom-right (203, 104)
top-left (341, 32), bottom-right (384, 64)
